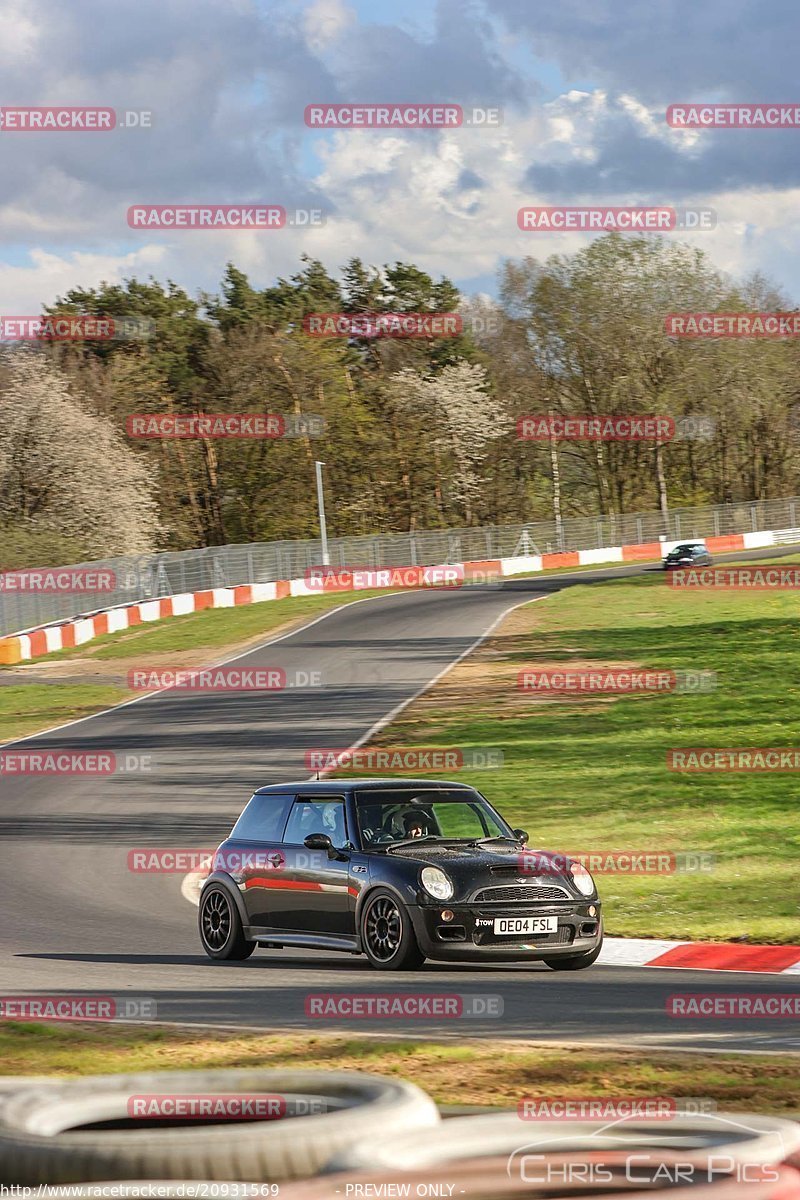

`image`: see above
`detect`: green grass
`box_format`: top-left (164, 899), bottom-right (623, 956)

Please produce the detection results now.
top-left (0, 682), bottom-right (131, 742)
top-left (348, 564), bottom-right (800, 943)
top-left (1, 1024), bottom-right (796, 1112)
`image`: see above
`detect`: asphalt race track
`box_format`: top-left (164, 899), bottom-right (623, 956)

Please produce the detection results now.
top-left (1, 547), bottom-right (799, 1052)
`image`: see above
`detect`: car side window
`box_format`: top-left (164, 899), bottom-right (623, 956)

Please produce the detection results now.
top-left (229, 794), bottom-right (294, 842)
top-left (283, 797), bottom-right (346, 845)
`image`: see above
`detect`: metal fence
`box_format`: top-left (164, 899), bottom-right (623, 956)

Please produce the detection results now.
top-left (3, 495), bottom-right (800, 638)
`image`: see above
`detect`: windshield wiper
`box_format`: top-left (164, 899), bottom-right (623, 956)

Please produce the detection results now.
top-left (385, 835), bottom-right (450, 851)
top-left (461, 835), bottom-right (521, 847)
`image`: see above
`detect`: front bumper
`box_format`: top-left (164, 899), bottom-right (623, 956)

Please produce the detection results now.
top-left (409, 901), bottom-right (602, 962)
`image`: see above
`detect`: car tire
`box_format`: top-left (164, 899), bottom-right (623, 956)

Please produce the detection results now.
top-left (542, 926), bottom-right (603, 971)
top-left (360, 889), bottom-right (425, 971)
top-left (199, 885), bottom-right (255, 960)
top-left (0, 1069), bottom-right (440, 1184)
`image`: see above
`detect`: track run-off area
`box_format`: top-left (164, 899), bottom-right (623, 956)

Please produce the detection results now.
top-left (1, 545), bottom-right (799, 1052)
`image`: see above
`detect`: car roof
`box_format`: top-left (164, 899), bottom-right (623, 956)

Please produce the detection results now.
top-left (252, 779), bottom-right (477, 796)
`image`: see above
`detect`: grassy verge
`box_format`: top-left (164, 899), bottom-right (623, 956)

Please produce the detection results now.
top-left (0, 683), bottom-right (132, 743)
top-left (336, 562), bottom-right (800, 943)
top-left (1, 1024), bottom-right (796, 1112)
top-left (0, 590), bottom-right (389, 742)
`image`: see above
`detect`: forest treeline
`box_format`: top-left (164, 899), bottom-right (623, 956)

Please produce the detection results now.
top-left (1, 233), bottom-right (798, 565)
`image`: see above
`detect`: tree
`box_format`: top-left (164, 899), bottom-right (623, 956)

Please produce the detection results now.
top-left (0, 350), bottom-right (161, 559)
top-left (500, 235), bottom-right (727, 521)
top-left (388, 361), bottom-right (509, 525)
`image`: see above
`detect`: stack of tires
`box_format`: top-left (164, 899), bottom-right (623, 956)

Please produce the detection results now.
top-left (0, 1071), bottom-right (798, 1199)
top-left (0, 1070), bottom-right (439, 1187)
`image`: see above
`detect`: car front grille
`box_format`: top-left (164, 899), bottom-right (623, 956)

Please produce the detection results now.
top-left (531, 926), bottom-right (572, 945)
top-left (472, 884), bottom-right (571, 903)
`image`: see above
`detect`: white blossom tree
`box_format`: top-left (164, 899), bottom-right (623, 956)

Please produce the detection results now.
top-left (0, 349), bottom-right (162, 559)
top-left (388, 361), bottom-right (509, 524)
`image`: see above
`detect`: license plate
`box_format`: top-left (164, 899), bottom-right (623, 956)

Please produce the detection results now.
top-left (493, 915), bottom-right (557, 936)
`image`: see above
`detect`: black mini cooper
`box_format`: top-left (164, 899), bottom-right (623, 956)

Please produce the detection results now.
top-left (199, 779), bottom-right (603, 971)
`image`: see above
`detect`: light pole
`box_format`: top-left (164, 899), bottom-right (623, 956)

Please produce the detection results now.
top-left (314, 460), bottom-right (330, 565)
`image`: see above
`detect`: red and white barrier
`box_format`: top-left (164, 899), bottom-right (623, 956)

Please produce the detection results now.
top-left (0, 581), bottom-right (287, 664)
top-left (0, 529), bottom-right (793, 665)
top-left (600, 937), bottom-right (800, 974)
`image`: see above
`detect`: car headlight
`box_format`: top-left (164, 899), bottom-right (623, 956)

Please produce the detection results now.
top-left (569, 862), bottom-right (595, 896)
top-left (420, 866), bottom-right (454, 901)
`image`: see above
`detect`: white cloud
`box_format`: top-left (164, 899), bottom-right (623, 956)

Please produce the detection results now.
top-left (302, 0), bottom-right (355, 54)
top-left (0, 246), bottom-right (167, 313)
top-left (0, 0), bottom-right (799, 306)
top-left (0, 0), bottom-right (40, 65)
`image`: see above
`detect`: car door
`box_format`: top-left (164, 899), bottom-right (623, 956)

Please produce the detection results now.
top-left (271, 795), bottom-right (355, 936)
top-left (223, 792), bottom-right (294, 931)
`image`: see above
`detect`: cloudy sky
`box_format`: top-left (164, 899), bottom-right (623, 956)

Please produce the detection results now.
top-left (1, 0), bottom-right (799, 312)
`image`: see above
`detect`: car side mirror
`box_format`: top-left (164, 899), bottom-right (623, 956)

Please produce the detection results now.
top-left (513, 828), bottom-right (529, 844)
top-left (304, 832), bottom-right (345, 860)
top-left (304, 832), bottom-right (333, 852)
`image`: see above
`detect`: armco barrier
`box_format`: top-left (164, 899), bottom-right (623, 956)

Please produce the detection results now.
top-left (4, 496), bottom-right (800, 639)
top-left (0, 529), bottom-right (785, 666)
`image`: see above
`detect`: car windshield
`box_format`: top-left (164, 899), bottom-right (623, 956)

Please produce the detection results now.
top-left (671, 544), bottom-right (702, 554)
top-left (354, 787), bottom-right (513, 847)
